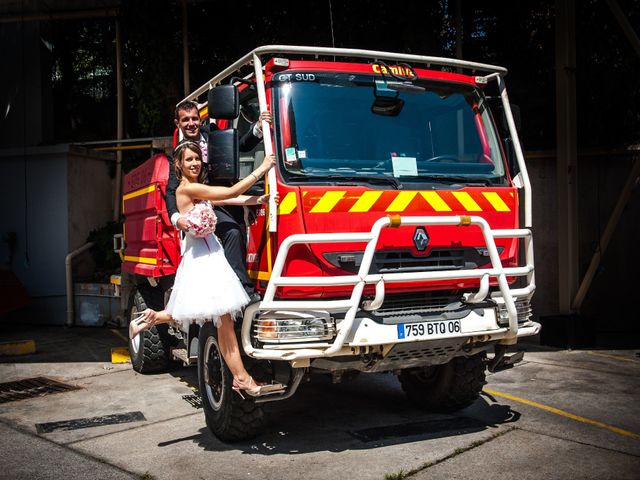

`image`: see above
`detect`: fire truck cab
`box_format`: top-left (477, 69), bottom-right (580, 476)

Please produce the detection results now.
top-left (116, 46), bottom-right (539, 442)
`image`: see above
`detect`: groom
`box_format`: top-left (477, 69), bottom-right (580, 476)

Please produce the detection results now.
top-left (166, 100), bottom-right (271, 303)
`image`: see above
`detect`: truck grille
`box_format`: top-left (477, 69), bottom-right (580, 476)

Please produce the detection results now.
top-left (375, 249), bottom-right (466, 272)
top-left (372, 292), bottom-right (462, 316)
top-left (324, 247), bottom-right (502, 275)
top-left (362, 292), bottom-right (471, 324)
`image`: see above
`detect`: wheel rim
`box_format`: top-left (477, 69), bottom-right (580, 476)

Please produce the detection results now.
top-left (203, 335), bottom-right (225, 410)
top-left (129, 306), bottom-right (141, 355)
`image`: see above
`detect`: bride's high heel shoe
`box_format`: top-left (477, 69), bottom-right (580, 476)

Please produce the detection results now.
top-left (128, 311), bottom-right (151, 340)
top-left (232, 377), bottom-right (286, 399)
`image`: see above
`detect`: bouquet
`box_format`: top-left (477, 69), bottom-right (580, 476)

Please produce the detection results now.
top-left (185, 202), bottom-right (217, 237)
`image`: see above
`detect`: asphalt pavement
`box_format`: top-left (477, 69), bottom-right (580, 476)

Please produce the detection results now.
top-left (0, 325), bottom-right (638, 480)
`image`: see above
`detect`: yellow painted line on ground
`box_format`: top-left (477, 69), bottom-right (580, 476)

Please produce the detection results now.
top-left (0, 339), bottom-right (36, 356)
top-left (484, 388), bottom-right (640, 441)
top-left (110, 329), bottom-right (129, 343)
top-left (587, 351), bottom-right (640, 363)
top-left (111, 347), bottom-right (131, 364)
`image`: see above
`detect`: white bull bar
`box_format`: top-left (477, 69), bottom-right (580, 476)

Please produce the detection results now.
top-left (242, 215), bottom-right (536, 361)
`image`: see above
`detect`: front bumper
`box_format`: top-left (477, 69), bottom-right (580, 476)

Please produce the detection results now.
top-left (242, 215), bottom-right (537, 363)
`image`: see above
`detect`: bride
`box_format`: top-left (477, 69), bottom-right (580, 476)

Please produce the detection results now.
top-left (130, 140), bottom-right (282, 397)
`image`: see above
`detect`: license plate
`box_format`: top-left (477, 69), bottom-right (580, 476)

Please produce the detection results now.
top-left (397, 319), bottom-right (461, 340)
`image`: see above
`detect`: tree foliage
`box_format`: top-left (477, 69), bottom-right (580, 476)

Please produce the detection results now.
top-left (47, 0), bottom-right (639, 155)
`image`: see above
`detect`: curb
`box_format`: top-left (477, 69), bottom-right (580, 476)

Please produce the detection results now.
top-left (0, 340), bottom-right (36, 356)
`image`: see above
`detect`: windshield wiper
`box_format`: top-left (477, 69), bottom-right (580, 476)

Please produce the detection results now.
top-left (284, 173), bottom-right (400, 189)
top-left (325, 175), bottom-right (400, 189)
top-left (425, 175), bottom-right (493, 186)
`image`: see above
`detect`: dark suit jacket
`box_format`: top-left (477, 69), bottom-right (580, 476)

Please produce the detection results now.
top-left (166, 123), bottom-right (263, 225)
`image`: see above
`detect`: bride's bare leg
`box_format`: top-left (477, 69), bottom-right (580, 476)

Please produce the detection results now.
top-left (216, 313), bottom-right (251, 382)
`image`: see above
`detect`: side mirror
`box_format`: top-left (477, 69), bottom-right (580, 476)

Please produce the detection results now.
top-left (372, 96), bottom-right (404, 116)
top-left (208, 129), bottom-right (239, 181)
top-left (371, 80), bottom-right (404, 116)
top-left (207, 85), bottom-right (239, 120)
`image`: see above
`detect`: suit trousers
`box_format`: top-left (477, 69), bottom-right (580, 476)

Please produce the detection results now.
top-left (213, 207), bottom-right (255, 295)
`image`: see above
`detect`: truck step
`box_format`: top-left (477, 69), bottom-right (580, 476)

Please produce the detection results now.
top-left (489, 350), bottom-right (524, 372)
top-left (171, 348), bottom-right (197, 366)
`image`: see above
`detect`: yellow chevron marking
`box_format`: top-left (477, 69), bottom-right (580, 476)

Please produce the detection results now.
top-left (349, 191), bottom-right (383, 213)
top-left (483, 191), bottom-right (510, 211)
top-left (452, 192), bottom-right (482, 211)
top-left (386, 191), bottom-right (417, 212)
top-left (420, 191), bottom-right (452, 212)
top-left (278, 192), bottom-right (297, 215)
top-left (310, 191), bottom-right (346, 213)
top-left (123, 184), bottom-right (156, 201)
top-left (124, 255), bottom-right (157, 265)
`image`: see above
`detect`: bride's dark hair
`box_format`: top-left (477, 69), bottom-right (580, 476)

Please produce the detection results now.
top-left (173, 141), bottom-right (207, 184)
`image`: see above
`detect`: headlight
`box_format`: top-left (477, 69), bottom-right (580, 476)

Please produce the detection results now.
top-left (496, 298), bottom-right (533, 326)
top-left (254, 311), bottom-right (336, 343)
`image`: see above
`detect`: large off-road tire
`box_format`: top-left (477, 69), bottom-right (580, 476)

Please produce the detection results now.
top-left (399, 352), bottom-right (486, 412)
top-left (198, 322), bottom-right (265, 442)
top-left (128, 286), bottom-right (174, 374)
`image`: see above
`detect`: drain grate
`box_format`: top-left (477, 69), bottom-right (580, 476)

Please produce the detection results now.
top-left (182, 394), bottom-right (202, 409)
top-left (0, 377), bottom-right (80, 404)
top-left (36, 411), bottom-right (146, 434)
top-left (349, 417), bottom-right (487, 442)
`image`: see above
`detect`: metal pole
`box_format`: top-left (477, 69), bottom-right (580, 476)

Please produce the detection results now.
top-left (555, 0), bottom-right (579, 314)
top-left (114, 17), bottom-right (123, 221)
top-left (65, 242), bottom-right (95, 327)
top-left (182, 0), bottom-right (190, 97)
top-left (605, 0), bottom-right (640, 58)
top-left (253, 53), bottom-right (277, 233)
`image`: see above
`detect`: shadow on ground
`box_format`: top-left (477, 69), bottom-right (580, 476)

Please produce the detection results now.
top-left (159, 372), bottom-right (521, 455)
top-left (0, 325), bottom-right (129, 363)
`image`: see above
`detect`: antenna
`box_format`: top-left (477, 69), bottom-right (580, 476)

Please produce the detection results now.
top-left (328, 0), bottom-right (336, 48)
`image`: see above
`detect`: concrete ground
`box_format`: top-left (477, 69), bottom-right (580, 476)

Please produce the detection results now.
top-left (0, 325), bottom-right (639, 480)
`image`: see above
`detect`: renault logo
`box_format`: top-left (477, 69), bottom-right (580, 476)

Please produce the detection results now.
top-left (413, 227), bottom-right (429, 252)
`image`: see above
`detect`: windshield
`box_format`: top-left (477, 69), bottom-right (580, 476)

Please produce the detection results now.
top-left (274, 71), bottom-right (507, 188)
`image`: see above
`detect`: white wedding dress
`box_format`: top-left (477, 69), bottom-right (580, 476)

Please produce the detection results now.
top-left (165, 200), bottom-right (250, 328)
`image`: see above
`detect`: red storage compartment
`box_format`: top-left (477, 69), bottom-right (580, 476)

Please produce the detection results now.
top-left (122, 154), bottom-right (181, 277)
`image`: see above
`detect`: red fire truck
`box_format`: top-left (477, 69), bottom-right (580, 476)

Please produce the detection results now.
top-left (114, 46), bottom-right (539, 441)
